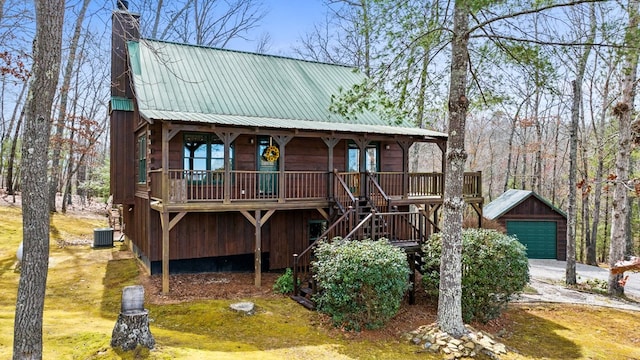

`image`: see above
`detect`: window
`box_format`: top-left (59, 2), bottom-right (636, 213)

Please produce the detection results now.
top-left (183, 133), bottom-right (233, 182)
top-left (309, 220), bottom-right (328, 244)
top-left (137, 134), bottom-right (146, 183)
top-left (348, 141), bottom-right (379, 172)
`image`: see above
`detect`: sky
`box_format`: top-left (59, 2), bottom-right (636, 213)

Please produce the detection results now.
top-left (226, 0), bottom-right (327, 55)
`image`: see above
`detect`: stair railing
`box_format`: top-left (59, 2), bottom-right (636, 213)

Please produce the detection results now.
top-left (292, 206), bottom-right (355, 297)
top-left (366, 171), bottom-right (390, 213)
top-left (333, 170), bottom-right (358, 214)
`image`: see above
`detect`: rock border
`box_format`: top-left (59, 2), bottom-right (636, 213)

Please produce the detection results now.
top-left (404, 323), bottom-right (510, 360)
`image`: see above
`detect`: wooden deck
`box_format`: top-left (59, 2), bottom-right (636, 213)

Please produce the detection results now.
top-left (148, 170), bottom-right (483, 209)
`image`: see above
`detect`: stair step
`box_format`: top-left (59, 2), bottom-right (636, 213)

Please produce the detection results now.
top-left (291, 295), bottom-right (316, 310)
top-left (300, 286), bottom-right (314, 296)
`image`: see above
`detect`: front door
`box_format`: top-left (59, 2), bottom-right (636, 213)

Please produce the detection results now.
top-left (258, 136), bottom-right (278, 195)
top-left (347, 142), bottom-right (379, 195)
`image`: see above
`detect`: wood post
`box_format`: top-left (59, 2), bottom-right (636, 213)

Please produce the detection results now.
top-left (161, 211), bottom-right (169, 293)
top-left (322, 137), bottom-right (340, 200)
top-left (241, 209), bottom-right (275, 287)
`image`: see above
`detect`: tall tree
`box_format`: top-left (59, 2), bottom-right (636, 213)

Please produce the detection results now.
top-left (12, 0), bottom-right (64, 358)
top-left (567, 2), bottom-right (596, 285)
top-left (609, 0), bottom-right (639, 296)
top-left (48, 0), bottom-right (90, 213)
top-left (438, 0), bottom-right (469, 337)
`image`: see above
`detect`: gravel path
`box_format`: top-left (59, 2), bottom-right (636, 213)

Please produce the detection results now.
top-left (515, 259), bottom-right (640, 311)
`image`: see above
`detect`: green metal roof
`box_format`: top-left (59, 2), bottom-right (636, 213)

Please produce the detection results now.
top-left (484, 189), bottom-right (567, 220)
top-left (127, 39), bottom-right (446, 139)
top-left (110, 96), bottom-right (134, 112)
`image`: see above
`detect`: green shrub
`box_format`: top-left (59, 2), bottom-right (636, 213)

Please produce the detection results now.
top-left (421, 228), bottom-right (529, 323)
top-left (273, 268), bottom-right (297, 294)
top-left (312, 238), bottom-right (411, 331)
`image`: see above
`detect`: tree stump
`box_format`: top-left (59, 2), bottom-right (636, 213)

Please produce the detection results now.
top-left (111, 285), bottom-right (155, 351)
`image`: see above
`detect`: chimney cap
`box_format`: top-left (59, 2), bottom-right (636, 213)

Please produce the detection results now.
top-left (117, 0), bottom-right (128, 10)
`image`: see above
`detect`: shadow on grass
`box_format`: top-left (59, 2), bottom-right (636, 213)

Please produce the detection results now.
top-left (97, 255), bottom-right (344, 355)
top-left (101, 256), bottom-right (140, 318)
top-left (0, 256), bottom-right (18, 277)
top-left (503, 308), bottom-right (582, 359)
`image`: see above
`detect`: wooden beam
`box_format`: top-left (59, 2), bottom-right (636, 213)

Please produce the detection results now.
top-left (161, 123), bottom-right (169, 203)
top-left (470, 203), bottom-right (483, 228)
top-left (316, 207), bottom-right (329, 220)
top-left (160, 211), bottom-right (170, 294)
top-left (397, 140), bottom-right (412, 199)
top-left (323, 137), bottom-right (340, 200)
top-left (167, 127), bottom-right (180, 141)
top-left (168, 211), bottom-right (187, 231)
top-left (240, 209), bottom-right (276, 287)
top-left (261, 209), bottom-right (276, 224)
top-left (215, 131), bottom-right (241, 204)
top-left (240, 210), bottom-right (256, 226)
top-left (255, 210), bottom-right (262, 287)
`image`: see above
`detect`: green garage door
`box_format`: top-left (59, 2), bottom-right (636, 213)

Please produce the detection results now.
top-left (506, 221), bottom-right (556, 259)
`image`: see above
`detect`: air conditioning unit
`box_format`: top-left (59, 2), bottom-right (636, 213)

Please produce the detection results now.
top-left (93, 228), bottom-right (114, 247)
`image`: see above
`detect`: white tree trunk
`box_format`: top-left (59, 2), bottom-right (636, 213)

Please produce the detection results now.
top-left (609, 0), bottom-right (639, 296)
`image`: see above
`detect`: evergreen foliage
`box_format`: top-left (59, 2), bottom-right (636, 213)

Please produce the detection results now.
top-left (422, 229), bottom-right (530, 323)
top-left (312, 238), bottom-right (410, 331)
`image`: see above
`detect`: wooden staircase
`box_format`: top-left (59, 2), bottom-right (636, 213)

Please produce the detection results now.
top-left (291, 172), bottom-right (428, 309)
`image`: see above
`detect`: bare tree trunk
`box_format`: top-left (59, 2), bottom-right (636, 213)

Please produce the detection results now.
top-left (587, 58), bottom-right (612, 265)
top-left (567, 2), bottom-right (596, 284)
top-left (13, 1), bottom-right (64, 359)
top-left (504, 99), bottom-right (528, 192)
top-left (551, 107), bottom-right (561, 204)
top-left (6, 108), bottom-right (24, 195)
top-left (625, 159), bottom-right (635, 257)
top-left (609, 0), bottom-right (639, 296)
top-left (0, 81), bottom-right (28, 190)
top-left (438, 0), bottom-right (469, 338)
top-left (566, 79), bottom-right (580, 285)
top-left (48, 0), bottom-right (90, 213)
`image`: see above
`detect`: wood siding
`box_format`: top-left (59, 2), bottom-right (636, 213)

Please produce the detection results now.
top-left (139, 209), bottom-right (322, 270)
top-left (494, 196), bottom-right (567, 261)
top-left (110, 110), bottom-right (136, 204)
top-left (110, 10), bottom-right (139, 205)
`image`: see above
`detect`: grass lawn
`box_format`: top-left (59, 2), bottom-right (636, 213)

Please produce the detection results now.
top-left (1, 203), bottom-right (639, 359)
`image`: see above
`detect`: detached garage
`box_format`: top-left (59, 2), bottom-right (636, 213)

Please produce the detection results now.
top-left (483, 189), bottom-right (567, 260)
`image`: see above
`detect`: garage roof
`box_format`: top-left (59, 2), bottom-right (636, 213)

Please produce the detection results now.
top-left (484, 189), bottom-right (566, 220)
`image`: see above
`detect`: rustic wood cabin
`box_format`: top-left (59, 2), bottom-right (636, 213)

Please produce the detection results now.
top-left (110, 5), bottom-right (483, 294)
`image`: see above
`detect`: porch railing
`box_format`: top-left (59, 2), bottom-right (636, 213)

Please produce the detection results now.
top-left (148, 169), bottom-right (482, 203)
top-left (150, 169), bottom-right (329, 202)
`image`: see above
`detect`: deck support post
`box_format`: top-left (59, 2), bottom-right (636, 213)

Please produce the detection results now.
top-left (255, 210), bottom-right (262, 286)
top-left (214, 131), bottom-right (240, 204)
top-left (241, 209), bottom-right (276, 287)
top-left (322, 137), bottom-right (340, 200)
top-left (160, 211), bottom-right (170, 293)
top-left (397, 140), bottom-right (411, 199)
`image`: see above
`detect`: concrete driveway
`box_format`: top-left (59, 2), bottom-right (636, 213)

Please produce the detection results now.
top-left (517, 259), bottom-right (640, 311)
